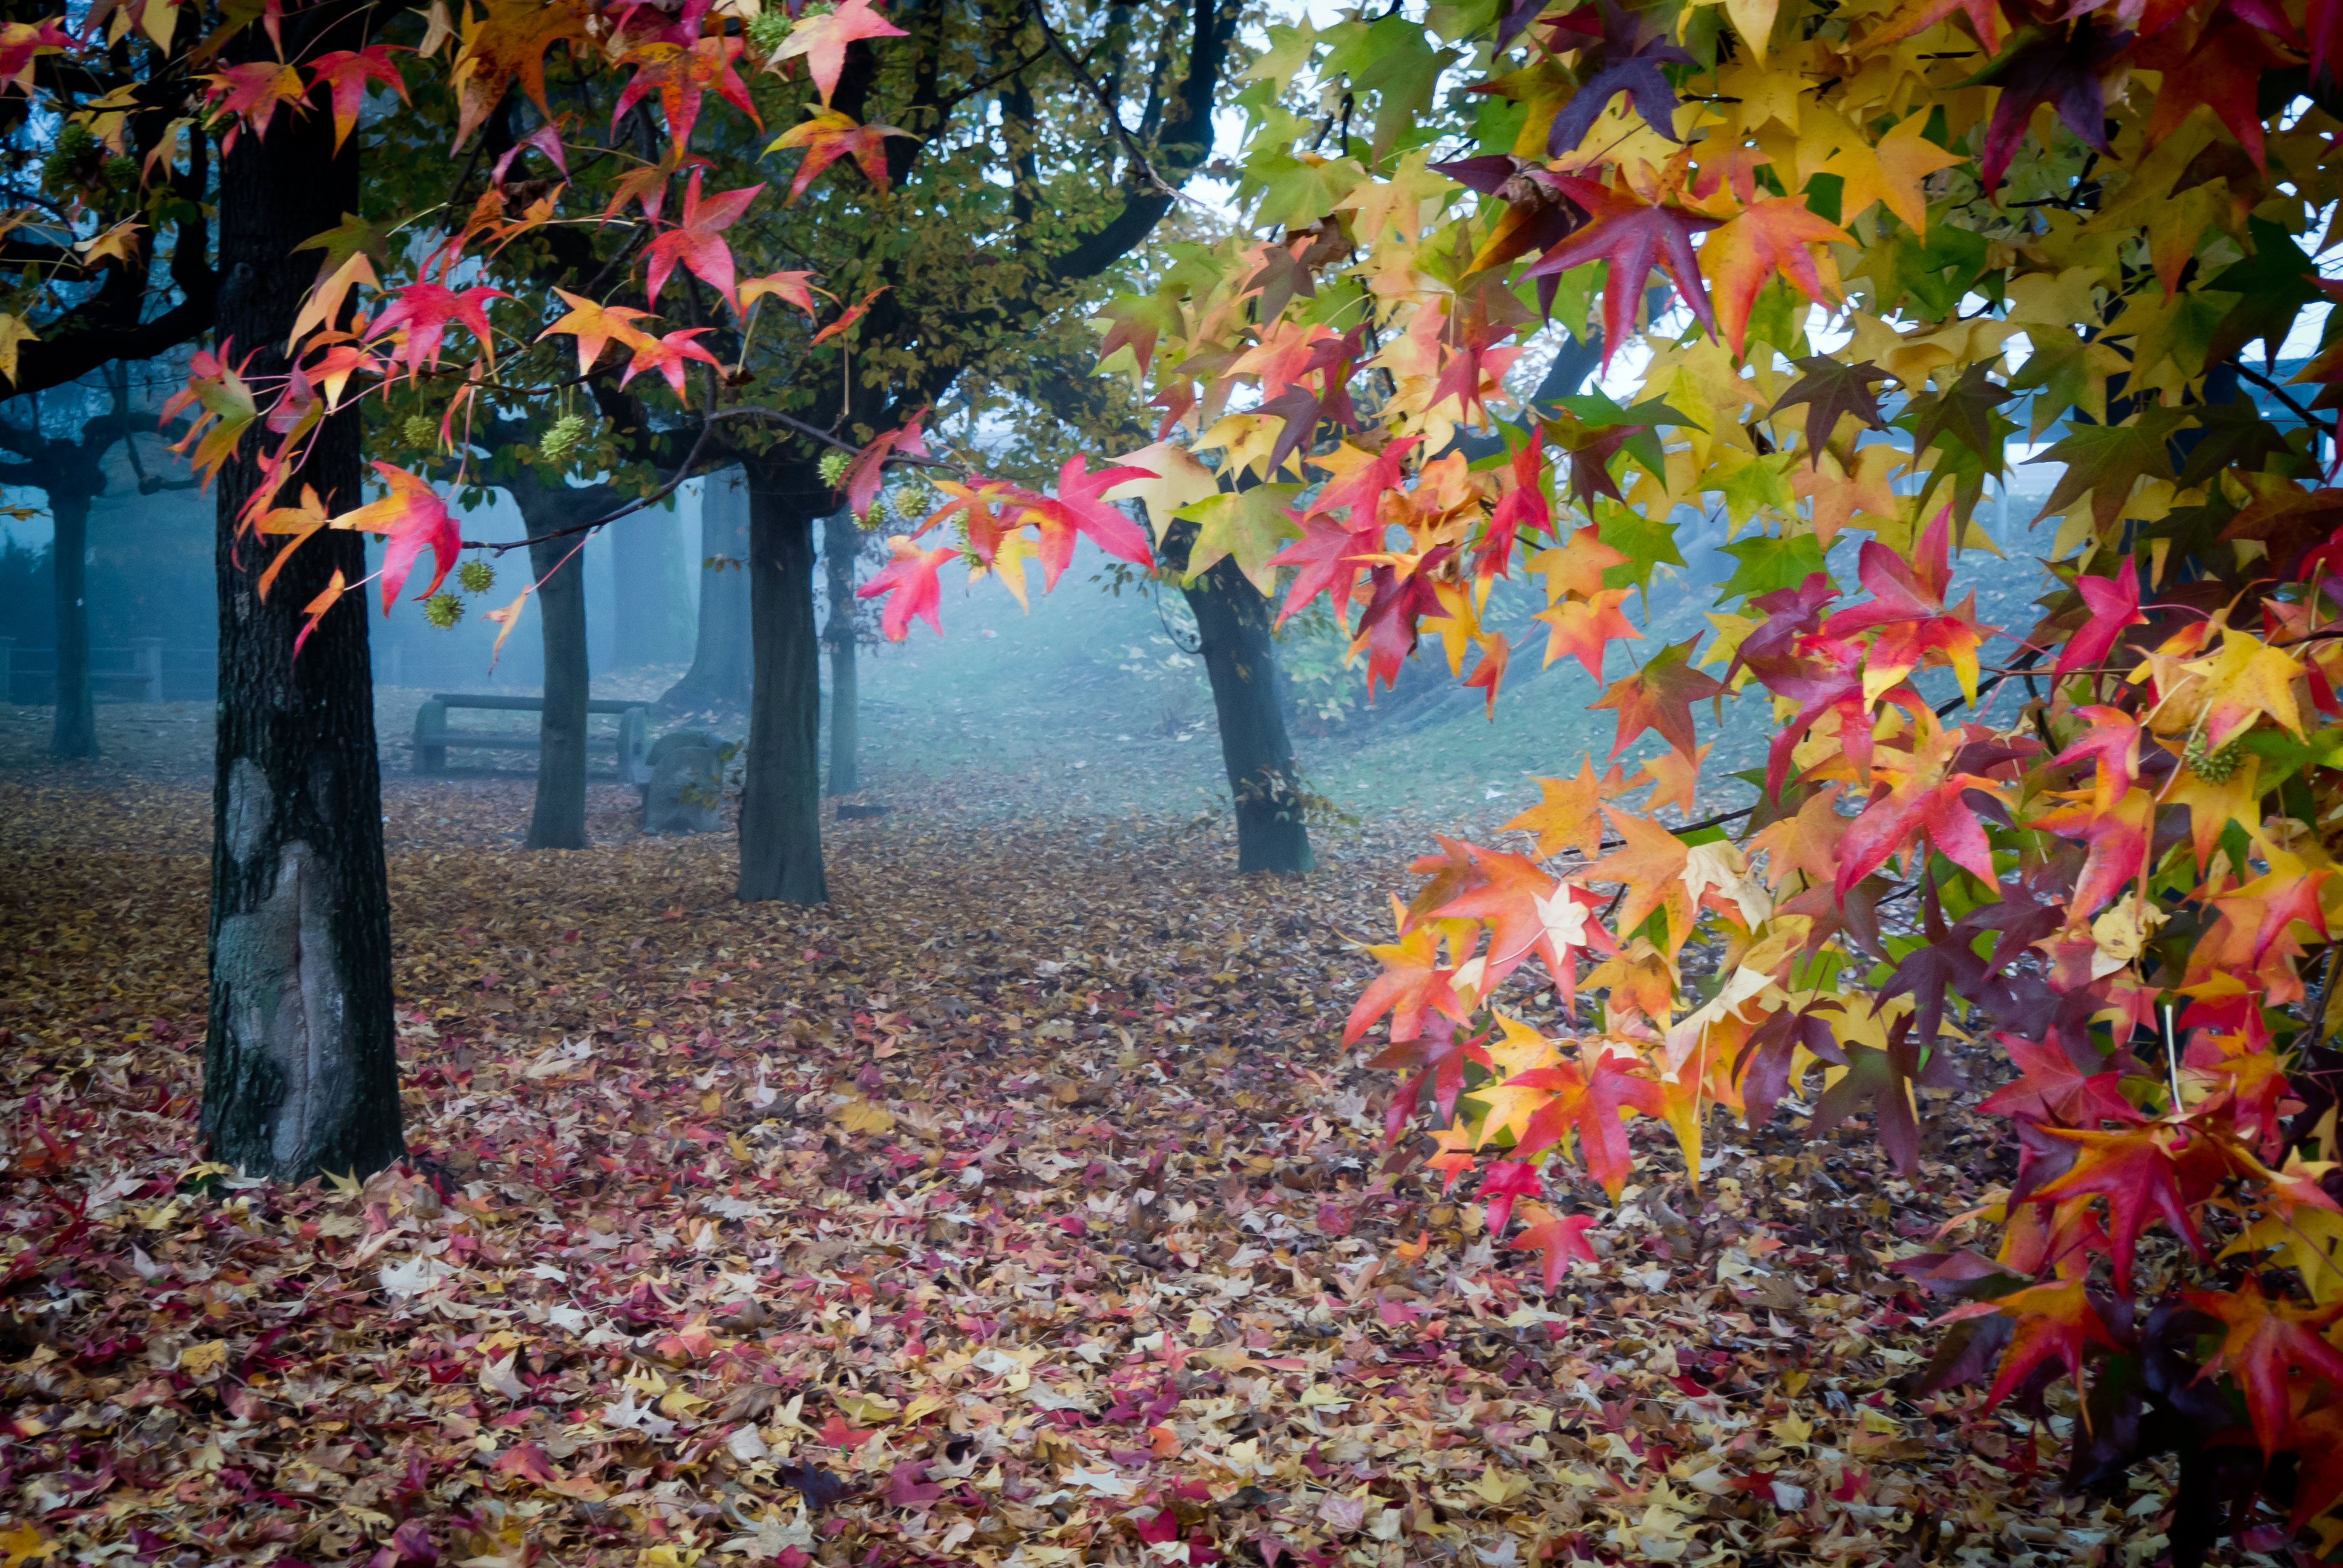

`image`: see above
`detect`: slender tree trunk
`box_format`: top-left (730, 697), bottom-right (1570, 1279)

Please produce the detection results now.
top-left (204, 7), bottom-right (403, 1182)
top-left (611, 506), bottom-right (693, 670)
top-left (519, 486), bottom-right (601, 850)
top-left (660, 466), bottom-right (753, 712)
top-left (737, 459), bottom-right (827, 903)
top-left (48, 490), bottom-right (96, 759)
top-left (1183, 557), bottom-right (1314, 875)
top-left (822, 506), bottom-right (859, 796)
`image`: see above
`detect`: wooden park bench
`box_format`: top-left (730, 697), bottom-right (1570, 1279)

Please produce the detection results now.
top-left (411, 694), bottom-right (652, 783)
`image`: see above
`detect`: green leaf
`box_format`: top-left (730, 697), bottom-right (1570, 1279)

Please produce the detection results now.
top-left (2033, 405), bottom-right (2191, 534)
top-left (2206, 217), bottom-right (2324, 370)
top-left (1175, 484), bottom-right (1303, 595)
top-left (1595, 501), bottom-right (1686, 599)
top-left (1244, 151), bottom-right (1367, 231)
top-left (1717, 530), bottom-right (1828, 603)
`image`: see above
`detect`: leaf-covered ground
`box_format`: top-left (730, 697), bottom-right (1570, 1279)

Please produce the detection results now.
top-left (0, 762), bottom-right (2183, 1568)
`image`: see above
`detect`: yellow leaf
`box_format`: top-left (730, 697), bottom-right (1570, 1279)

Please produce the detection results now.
top-left (1816, 111), bottom-right (1964, 235)
top-left (179, 1340), bottom-right (231, 1377)
top-left (2186, 631), bottom-right (2305, 747)
top-left (1719, 0), bottom-right (1779, 60)
top-left (1102, 440), bottom-right (1219, 543)
top-left (0, 1522), bottom-right (54, 1568)
top-left (834, 1098), bottom-right (894, 1137)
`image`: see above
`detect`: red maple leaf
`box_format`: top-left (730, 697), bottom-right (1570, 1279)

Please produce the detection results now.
top-left (1269, 510), bottom-right (1379, 627)
top-left (329, 462), bottom-right (460, 612)
top-left (1010, 457), bottom-right (1156, 587)
top-left (2030, 1124), bottom-right (2220, 1293)
top-left (1479, 436), bottom-right (1551, 581)
top-left (2027, 782), bottom-right (2152, 917)
top-left (306, 45), bottom-right (407, 154)
top-left (1307, 434), bottom-right (1419, 527)
top-left (2135, 9), bottom-right (2287, 170)
top-left (1351, 561), bottom-right (1445, 697)
top-left (1833, 716), bottom-right (2001, 895)
top-left (1520, 177), bottom-right (1720, 365)
top-left (644, 171), bottom-right (763, 313)
top-left (1432, 843), bottom-right (1559, 976)
top-left (1817, 506), bottom-right (1996, 699)
top-left (2185, 1276), bottom-right (2343, 1456)
top-left (1702, 197), bottom-right (1850, 357)
top-left (362, 281), bottom-right (509, 376)
top-left (837, 419), bottom-right (929, 520)
top-left (856, 535), bottom-right (956, 640)
top-left (1590, 638), bottom-right (1725, 759)
top-left (1947, 1276), bottom-right (2122, 1410)
top-left (1343, 922), bottom-right (1467, 1047)
top-left (1978, 1032), bottom-right (2144, 1127)
top-left (1507, 1044), bottom-right (1662, 1199)
top-left (2050, 558), bottom-right (2149, 681)
top-left (1509, 1205), bottom-right (1599, 1290)
top-left (200, 59), bottom-right (308, 150)
top-left (1478, 1160), bottom-right (1542, 1233)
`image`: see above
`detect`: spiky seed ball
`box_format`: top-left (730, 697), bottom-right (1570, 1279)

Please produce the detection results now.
top-left (2184, 730), bottom-right (2247, 783)
top-left (402, 414), bottom-right (438, 448)
top-left (457, 560), bottom-right (496, 595)
top-left (818, 449), bottom-right (852, 489)
top-left (101, 155), bottom-right (139, 190)
top-left (540, 411), bottom-right (589, 465)
top-left (746, 8), bottom-right (792, 53)
top-left (424, 592), bottom-right (464, 629)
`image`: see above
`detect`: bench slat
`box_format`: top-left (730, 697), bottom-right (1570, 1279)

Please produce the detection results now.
top-left (428, 693), bottom-right (646, 714)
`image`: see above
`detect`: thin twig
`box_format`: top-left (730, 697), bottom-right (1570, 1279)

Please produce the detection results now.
top-left (456, 408), bottom-right (721, 554)
top-left (1025, 0), bottom-right (1187, 201)
top-left (2227, 356), bottom-right (2336, 439)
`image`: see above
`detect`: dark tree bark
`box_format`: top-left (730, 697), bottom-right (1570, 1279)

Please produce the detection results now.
top-left (611, 505), bottom-right (693, 670)
top-left (737, 457), bottom-right (827, 904)
top-left (661, 466), bottom-right (752, 712)
top-left (47, 491), bottom-right (95, 759)
top-left (0, 381), bottom-right (184, 760)
top-left (202, 0), bottom-right (402, 1183)
top-left (511, 481), bottom-right (611, 850)
top-left (1181, 555), bottom-right (1313, 874)
top-left (822, 506), bottom-right (860, 796)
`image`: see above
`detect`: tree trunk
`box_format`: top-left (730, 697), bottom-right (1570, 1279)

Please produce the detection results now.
top-left (48, 490), bottom-right (96, 759)
top-left (737, 460), bottom-right (827, 903)
top-left (660, 466), bottom-right (753, 712)
top-left (822, 506), bottom-right (859, 796)
top-left (611, 505), bottom-right (693, 670)
top-left (204, 9), bottom-right (403, 1183)
top-left (519, 486), bottom-right (602, 851)
top-left (1183, 557), bottom-right (1314, 875)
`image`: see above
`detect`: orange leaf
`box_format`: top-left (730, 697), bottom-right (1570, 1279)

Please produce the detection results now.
top-left (768, 108), bottom-right (917, 203)
top-left (1700, 196), bottom-right (1849, 357)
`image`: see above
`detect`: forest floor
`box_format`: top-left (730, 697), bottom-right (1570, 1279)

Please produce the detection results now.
top-left (0, 749), bottom-right (2191, 1568)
